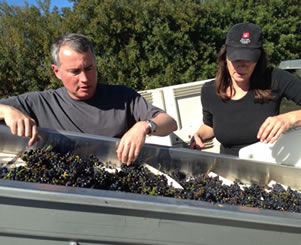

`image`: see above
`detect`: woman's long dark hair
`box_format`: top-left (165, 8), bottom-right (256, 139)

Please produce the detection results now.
top-left (215, 46), bottom-right (274, 102)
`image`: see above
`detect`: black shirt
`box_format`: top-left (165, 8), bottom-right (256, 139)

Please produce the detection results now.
top-left (201, 68), bottom-right (301, 155)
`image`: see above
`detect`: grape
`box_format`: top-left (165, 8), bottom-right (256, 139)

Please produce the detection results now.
top-left (1, 145), bottom-right (301, 213)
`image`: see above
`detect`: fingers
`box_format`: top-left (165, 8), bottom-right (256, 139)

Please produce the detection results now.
top-left (116, 122), bottom-right (147, 165)
top-left (193, 134), bottom-right (205, 149)
top-left (257, 116), bottom-right (290, 144)
top-left (28, 124), bottom-right (40, 146)
top-left (9, 119), bottom-right (27, 136)
top-left (258, 123), bottom-right (278, 143)
top-left (17, 119), bottom-right (26, 136)
top-left (190, 136), bottom-right (201, 150)
top-left (116, 141), bottom-right (142, 166)
top-left (9, 120), bottom-right (18, 135)
top-left (8, 117), bottom-right (39, 146)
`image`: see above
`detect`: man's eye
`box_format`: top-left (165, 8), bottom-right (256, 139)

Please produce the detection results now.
top-left (70, 70), bottom-right (80, 75)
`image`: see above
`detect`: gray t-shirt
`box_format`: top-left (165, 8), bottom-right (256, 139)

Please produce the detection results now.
top-left (0, 83), bottom-right (163, 138)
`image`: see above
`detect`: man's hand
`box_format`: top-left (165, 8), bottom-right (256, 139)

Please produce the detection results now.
top-left (116, 113), bottom-right (177, 165)
top-left (116, 121), bottom-right (149, 166)
top-left (2, 105), bottom-right (39, 146)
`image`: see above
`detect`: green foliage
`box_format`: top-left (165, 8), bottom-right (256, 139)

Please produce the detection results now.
top-left (0, 0), bottom-right (300, 97)
top-left (0, 1), bottom-right (65, 98)
top-left (83, 0), bottom-right (220, 90)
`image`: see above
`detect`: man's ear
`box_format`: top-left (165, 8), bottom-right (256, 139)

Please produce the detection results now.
top-left (51, 64), bottom-right (61, 80)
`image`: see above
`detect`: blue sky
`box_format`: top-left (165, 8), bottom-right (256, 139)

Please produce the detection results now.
top-left (3, 0), bottom-right (73, 10)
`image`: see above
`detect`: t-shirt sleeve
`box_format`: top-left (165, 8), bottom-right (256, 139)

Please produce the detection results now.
top-left (0, 93), bottom-right (37, 120)
top-left (273, 68), bottom-right (301, 105)
top-left (201, 82), bottom-right (213, 127)
top-left (127, 87), bottom-right (164, 121)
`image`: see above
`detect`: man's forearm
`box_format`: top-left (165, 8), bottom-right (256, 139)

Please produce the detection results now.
top-left (0, 104), bottom-right (12, 120)
top-left (150, 113), bottom-right (178, 136)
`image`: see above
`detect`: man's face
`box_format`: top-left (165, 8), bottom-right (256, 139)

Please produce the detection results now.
top-left (52, 45), bottom-right (97, 100)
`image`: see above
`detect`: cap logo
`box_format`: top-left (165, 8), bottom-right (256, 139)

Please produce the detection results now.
top-left (240, 32), bottom-right (251, 45)
top-left (242, 32), bottom-right (250, 38)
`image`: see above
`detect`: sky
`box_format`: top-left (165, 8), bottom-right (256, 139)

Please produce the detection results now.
top-left (4, 0), bottom-right (73, 10)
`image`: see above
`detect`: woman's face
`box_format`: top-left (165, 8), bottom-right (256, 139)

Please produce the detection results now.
top-left (226, 56), bottom-right (257, 85)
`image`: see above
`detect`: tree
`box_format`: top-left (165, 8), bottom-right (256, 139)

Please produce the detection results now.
top-left (0, 0), bottom-right (300, 97)
top-left (0, 1), bottom-right (66, 98)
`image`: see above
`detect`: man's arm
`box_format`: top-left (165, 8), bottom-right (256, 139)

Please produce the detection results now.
top-left (0, 104), bottom-right (39, 146)
top-left (116, 112), bottom-right (177, 165)
top-left (147, 112), bottom-right (178, 136)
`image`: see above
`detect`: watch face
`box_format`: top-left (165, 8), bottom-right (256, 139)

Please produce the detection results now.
top-left (150, 120), bottom-right (157, 133)
top-left (147, 120), bottom-right (157, 135)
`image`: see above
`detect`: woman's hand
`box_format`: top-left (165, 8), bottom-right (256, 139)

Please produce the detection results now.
top-left (191, 134), bottom-right (206, 150)
top-left (191, 124), bottom-right (214, 150)
top-left (257, 113), bottom-right (295, 144)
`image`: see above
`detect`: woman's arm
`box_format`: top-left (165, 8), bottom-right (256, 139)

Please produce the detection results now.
top-left (257, 109), bottom-right (301, 144)
top-left (192, 124), bottom-right (215, 149)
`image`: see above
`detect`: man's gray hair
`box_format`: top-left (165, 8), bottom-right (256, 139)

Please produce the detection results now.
top-left (51, 33), bottom-right (96, 66)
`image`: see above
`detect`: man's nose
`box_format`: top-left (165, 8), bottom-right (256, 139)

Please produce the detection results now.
top-left (79, 71), bottom-right (88, 82)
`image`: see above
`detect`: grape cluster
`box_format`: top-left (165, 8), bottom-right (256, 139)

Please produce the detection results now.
top-left (0, 145), bottom-right (175, 196)
top-left (175, 175), bottom-right (301, 212)
top-left (1, 145), bottom-right (301, 213)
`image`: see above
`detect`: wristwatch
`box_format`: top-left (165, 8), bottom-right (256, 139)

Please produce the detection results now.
top-left (146, 120), bottom-right (157, 136)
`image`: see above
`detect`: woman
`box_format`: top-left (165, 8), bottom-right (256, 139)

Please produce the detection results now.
top-left (192, 22), bottom-right (301, 156)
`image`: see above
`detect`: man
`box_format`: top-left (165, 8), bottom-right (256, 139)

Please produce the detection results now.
top-left (0, 33), bottom-right (177, 165)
